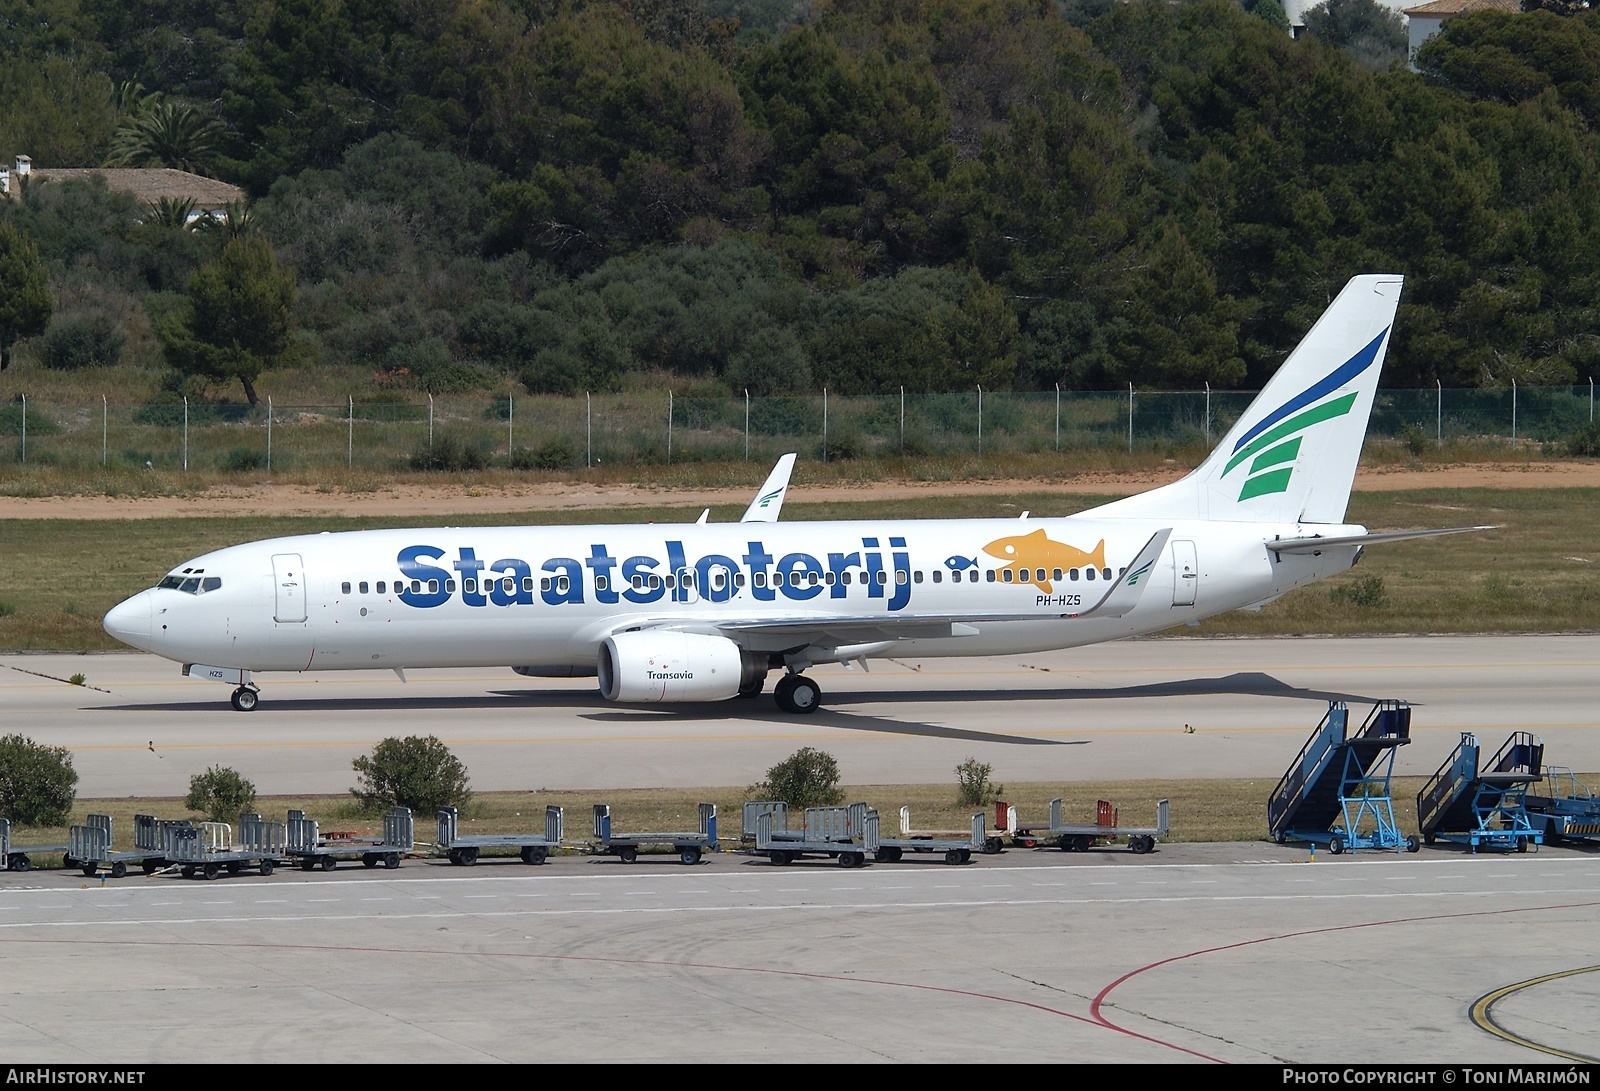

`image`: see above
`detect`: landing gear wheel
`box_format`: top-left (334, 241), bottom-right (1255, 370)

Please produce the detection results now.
top-left (520, 846), bottom-right (547, 865)
top-left (230, 686), bottom-right (259, 712)
top-left (617, 846), bottom-right (637, 864)
top-left (1328, 836), bottom-right (1344, 855)
top-left (773, 673), bottom-right (822, 714)
top-left (679, 847), bottom-right (702, 865)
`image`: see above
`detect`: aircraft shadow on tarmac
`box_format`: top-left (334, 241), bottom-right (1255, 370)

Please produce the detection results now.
top-left (90, 671), bottom-right (1380, 746)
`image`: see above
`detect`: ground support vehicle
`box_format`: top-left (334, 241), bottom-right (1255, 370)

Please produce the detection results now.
top-left (164, 815), bottom-right (288, 879)
top-left (1043, 797), bottom-right (1170, 854)
top-left (1523, 767), bottom-right (1600, 846)
top-left (66, 815), bottom-right (172, 878)
top-left (592, 803), bottom-right (718, 864)
top-left (1268, 700), bottom-right (1419, 854)
top-left (0, 817), bottom-right (69, 872)
top-left (286, 807), bottom-right (413, 871)
top-left (743, 801), bottom-right (879, 868)
top-left (874, 810), bottom-right (996, 864)
top-left (437, 805), bottom-right (564, 865)
top-left (1417, 732), bottom-right (1544, 853)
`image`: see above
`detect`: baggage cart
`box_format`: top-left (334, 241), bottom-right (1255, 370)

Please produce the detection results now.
top-left (164, 815), bottom-right (287, 879)
top-left (286, 807), bottom-right (413, 870)
top-left (875, 810), bottom-right (995, 864)
top-left (437, 805), bottom-right (564, 865)
top-left (592, 803), bottom-right (718, 864)
top-left (1044, 797), bottom-right (1169, 854)
top-left (744, 801), bottom-right (878, 868)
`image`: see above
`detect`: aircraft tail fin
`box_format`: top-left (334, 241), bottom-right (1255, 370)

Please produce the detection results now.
top-left (1089, 275), bottom-right (1403, 525)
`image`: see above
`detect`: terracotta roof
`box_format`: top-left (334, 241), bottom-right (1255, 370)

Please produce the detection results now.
top-left (23, 168), bottom-right (243, 210)
top-left (1402, 0), bottom-right (1521, 16)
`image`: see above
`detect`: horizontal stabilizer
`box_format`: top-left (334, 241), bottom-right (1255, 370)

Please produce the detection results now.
top-left (1266, 526), bottom-right (1496, 554)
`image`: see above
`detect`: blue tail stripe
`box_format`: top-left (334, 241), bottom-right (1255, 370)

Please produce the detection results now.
top-left (1231, 327), bottom-right (1389, 454)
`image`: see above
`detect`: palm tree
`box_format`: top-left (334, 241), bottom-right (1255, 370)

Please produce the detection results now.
top-left (105, 96), bottom-right (227, 176)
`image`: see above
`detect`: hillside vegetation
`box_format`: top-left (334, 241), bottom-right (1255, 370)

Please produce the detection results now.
top-left (3, 0), bottom-right (1600, 412)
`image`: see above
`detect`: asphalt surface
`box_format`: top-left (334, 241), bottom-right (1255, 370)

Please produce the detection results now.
top-left (3, 634), bottom-right (1599, 1064)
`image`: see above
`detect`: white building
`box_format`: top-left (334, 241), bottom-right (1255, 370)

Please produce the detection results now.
top-left (1401, 0), bottom-right (1522, 66)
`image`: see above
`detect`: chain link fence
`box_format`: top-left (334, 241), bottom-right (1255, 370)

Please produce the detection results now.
top-left (2, 384), bottom-right (1596, 472)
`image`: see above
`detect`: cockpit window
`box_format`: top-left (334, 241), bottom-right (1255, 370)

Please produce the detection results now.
top-left (157, 574), bottom-right (222, 594)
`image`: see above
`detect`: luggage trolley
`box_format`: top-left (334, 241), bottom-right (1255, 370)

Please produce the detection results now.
top-left (592, 803), bottom-right (718, 864)
top-left (0, 816), bottom-right (69, 872)
top-left (286, 807), bottom-right (414, 870)
top-left (874, 810), bottom-right (995, 864)
top-left (437, 805), bottom-right (564, 865)
top-left (1045, 798), bottom-right (1170, 854)
top-left (743, 801), bottom-right (879, 868)
top-left (163, 815), bottom-right (287, 879)
top-left (67, 815), bottom-right (169, 878)
top-left (1525, 767), bottom-right (1600, 845)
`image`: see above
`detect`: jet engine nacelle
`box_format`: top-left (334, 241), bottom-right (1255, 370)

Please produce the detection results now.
top-left (598, 631), bottom-right (758, 703)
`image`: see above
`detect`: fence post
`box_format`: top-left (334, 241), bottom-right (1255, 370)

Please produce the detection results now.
top-left (102, 395), bottom-right (107, 467)
top-left (1591, 377), bottom-right (1594, 422)
top-left (266, 395), bottom-right (272, 471)
top-left (183, 397), bottom-right (189, 471)
top-left (428, 393), bottom-right (434, 449)
top-left (822, 386), bottom-right (828, 463)
top-left (900, 386), bottom-right (905, 452)
top-left (1511, 378), bottom-right (1517, 449)
top-left (744, 388), bottom-right (749, 461)
top-left (1436, 379), bottom-right (1442, 448)
top-left (1127, 383), bottom-right (1134, 453)
top-left (19, 393), bottom-right (24, 463)
top-left (587, 391), bottom-right (593, 468)
top-left (1055, 383), bottom-right (1060, 451)
top-left (977, 384), bottom-right (983, 455)
top-left (347, 395), bottom-right (353, 468)
top-left (507, 394), bottom-right (513, 456)
top-left (1204, 381), bottom-right (1211, 446)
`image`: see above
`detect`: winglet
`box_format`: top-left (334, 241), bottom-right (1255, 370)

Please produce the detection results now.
top-left (741, 453), bottom-right (797, 523)
top-left (1078, 529), bottom-right (1172, 618)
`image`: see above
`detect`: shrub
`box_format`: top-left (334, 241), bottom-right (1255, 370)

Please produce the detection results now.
top-left (408, 433), bottom-right (488, 472)
top-left (1568, 421), bottom-right (1600, 458)
top-left (350, 735), bottom-right (471, 814)
top-left (1400, 424), bottom-right (1430, 457)
top-left (1329, 573), bottom-right (1386, 609)
top-left (955, 757), bottom-right (1002, 807)
top-left (220, 447), bottom-right (267, 472)
top-left (38, 314), bottom-right (125, 370)
top-left (509, 436), bottom-right (576, 471)
top-left (185, 765), bottom-right (257, 823)
top-left (0, 734), bottom-right (78, 826)
top-left (752, 747), bottom-right (843, 809)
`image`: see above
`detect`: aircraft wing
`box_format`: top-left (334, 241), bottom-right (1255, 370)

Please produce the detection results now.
top-left (1266, 526), bottom-right (1495, 554)
top-left (741, 453), bottom-right (796, 522)
top-left (623, 530), bottom-right (1172, 652)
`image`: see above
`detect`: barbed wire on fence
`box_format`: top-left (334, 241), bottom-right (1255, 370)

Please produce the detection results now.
top-left (2, 382), bottom-right (1596, 472)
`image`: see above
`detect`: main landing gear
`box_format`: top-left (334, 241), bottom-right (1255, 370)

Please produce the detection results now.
top-left (773, 673), bottom-right (822, 715)
top-left (230, 685), bottom-right (260, 712)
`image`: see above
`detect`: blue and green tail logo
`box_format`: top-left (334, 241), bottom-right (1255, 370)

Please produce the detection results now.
top-left (1221, 327), bottom-right (1389, 501)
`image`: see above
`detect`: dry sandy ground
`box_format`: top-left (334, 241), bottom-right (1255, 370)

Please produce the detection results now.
top-left (2, 461), bottom-right (1598, 520)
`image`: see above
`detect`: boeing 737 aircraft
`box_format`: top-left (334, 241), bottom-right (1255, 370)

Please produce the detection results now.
top-left (104, 275), bottom-right (1486, 714)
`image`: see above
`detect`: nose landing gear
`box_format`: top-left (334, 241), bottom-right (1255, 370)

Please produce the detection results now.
top-left (230, 685), bottom-right (260, 712)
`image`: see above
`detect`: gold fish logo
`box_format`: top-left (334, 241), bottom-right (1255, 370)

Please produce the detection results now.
top-left (983, 529), bottom-right (1106, 593)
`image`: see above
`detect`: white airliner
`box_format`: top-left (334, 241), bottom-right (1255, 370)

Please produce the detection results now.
top-left (104, 275), bottom-right (1486, 714)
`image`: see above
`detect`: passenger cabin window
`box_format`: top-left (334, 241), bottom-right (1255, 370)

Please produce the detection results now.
top-left (377, 581), bottom-right (386, 594)
top-left (596, 575), bottom-right (609, 592)
top-left (428, 579), bottom-right (439, 594)
top-left (1002, 570), bottom-right (1013, 583)
top-left (1102, 568), bottom-right (1112, 581)
top-left (523, 577), bottom-right (535, 593)
top-left (985, 570), bottom-right (996, 583)
top-left (1085, 568), bottom-right (1096, 581)
top-left (359, 582), bottom-right (370, 594)
top-left (342, 582), bottom-right (352, 595)
top-left (932, 570), bottom-right (942, 584)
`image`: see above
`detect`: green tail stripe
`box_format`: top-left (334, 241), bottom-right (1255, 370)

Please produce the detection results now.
top-left (1250, 436), bottom-right (1302, 474)
top-left (1224, 392), bottom-right (1359, 476)
top-left (1238, 467), bottom-right (1294, 501)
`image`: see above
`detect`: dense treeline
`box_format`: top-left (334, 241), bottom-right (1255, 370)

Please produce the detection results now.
top-left (1, 0), bottom-right (1599, 404)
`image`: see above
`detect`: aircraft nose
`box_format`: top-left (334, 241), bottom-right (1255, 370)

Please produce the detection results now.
top-left (103, 591), bottom-right (153, 647)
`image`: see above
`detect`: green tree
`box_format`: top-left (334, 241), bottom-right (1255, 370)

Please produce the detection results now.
top-left (350, 735), bottom-right (471, 815)
top-left (185, 765), bottom-right (258, 823)
top-left (158, 235), bottom-right (296, 404)
top-left (752, 747), bottom-right (843, 809)
top-left (0, 734), bottom-right (78, 827)
top-left (105, 95), bottom-right (228, 176)
top-left (1303, 0), bottom-right (1410, 69)
top-left (0, 223), bottom-right (53, 371)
